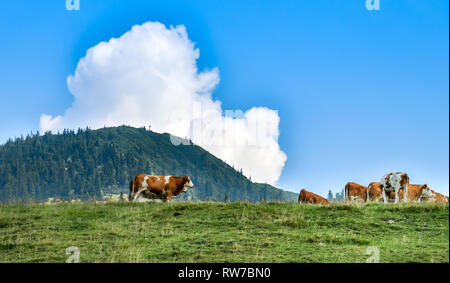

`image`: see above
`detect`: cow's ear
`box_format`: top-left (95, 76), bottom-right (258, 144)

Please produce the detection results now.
top-left (183, 175), bottom-right (189, 180)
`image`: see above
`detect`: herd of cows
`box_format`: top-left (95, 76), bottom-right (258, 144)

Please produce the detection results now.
top-left (299, 172), bottom-right (449, 205)
top-left (127, 172), bottom-right (449, 205)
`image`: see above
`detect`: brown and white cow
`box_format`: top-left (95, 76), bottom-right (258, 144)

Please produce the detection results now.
top-left (368, 182), bottom-right (383, 202)
top-left (298, 189), bottom-right (330, 205)
top-left (380, 172), bottom-right (409, 204)
top-left (129, 174), bottom-right (194, 202)
top-left (345, 182), bottom-right (370, 203)
top-left (421, 189), bottom-right (449, 203)
top-left (388, 184), bottom-right (431, 202)
top-left (432, 191), bottom-right (449, 203)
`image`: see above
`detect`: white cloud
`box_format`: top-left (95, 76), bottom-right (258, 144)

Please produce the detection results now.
top-left (40, 21), bottom-right (287, 185)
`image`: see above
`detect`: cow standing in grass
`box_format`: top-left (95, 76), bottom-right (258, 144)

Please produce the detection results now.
top-left (380, 172), bottom-right (409, 204)
top-left (129, 174), bottom-right (194, 202)
top-left (368, 182), bottom-right (383, 202)
top-left (345, 182), bottom-right (370, 203)
top-left (388, 184), bottom-right (432, 202)
top-left (420, 189), bottom-right (449, 203)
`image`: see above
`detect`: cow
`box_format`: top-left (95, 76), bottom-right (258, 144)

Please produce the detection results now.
top-left (298, 189), bottom-right (330, 205)
top-left (432, 191), bottom-right (449, 203)
top-left (388, 184), bottom-right (431, 202)
top-left (422, 189), bottom-right (449, 204)
top-left (368, 182), bottom-right (383, 202)
top-left (345, 182), bottom-right (370, 203)
top-left (129, 174), bottom-right (194, 202)
top-left (380, 172), bottom-right (409, 204)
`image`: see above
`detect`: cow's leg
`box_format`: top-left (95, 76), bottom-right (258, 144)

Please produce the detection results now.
top-left (394, 188), bottom-right (399, 204)
top-left (133, 191), bottom-right (141, 202)
top-left (133, 189), bottom-right (146, 202)
top-left (382, 190), bottom-right (387, 204)
top-left (162, 197), bottom-right (173, 203)
top-left (129, 190), bottom-right (138, 201)
top-left (161, 189), bottom-right (172, 203)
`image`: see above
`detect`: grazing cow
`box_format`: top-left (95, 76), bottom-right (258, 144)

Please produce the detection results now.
top-left (368, 182), bottom-right (383, 202)
top-left (422, 189), bottom-right (449, 204)
top-left (129, 174), bottom-right (194, 202)
top-left (298, 189), bottom-right (330, 205)
top-left (388, 184), bottom-right (431, 202)
top-left (380, 172), bottom-right (409, 204)
top-left (345, 182), bottom-right (370, 203)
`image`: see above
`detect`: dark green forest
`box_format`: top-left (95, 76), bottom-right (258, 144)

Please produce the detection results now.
top-left (0, 126), bottom-right (297, 204)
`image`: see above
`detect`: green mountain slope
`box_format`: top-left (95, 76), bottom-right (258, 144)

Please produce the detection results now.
top-left (0, 126), bottom-right (297, 203)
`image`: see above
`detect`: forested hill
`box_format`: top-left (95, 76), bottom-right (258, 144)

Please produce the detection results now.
top-left (0, 126), bottom-right (297, 204)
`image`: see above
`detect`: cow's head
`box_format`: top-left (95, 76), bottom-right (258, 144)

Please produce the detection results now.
top-left (182, 175), bottom-right (194, 192)
top-left (420, 184), bottom-right (434, 199)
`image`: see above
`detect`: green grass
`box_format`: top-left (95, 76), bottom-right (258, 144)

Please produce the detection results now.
top-left (0, 202), bottom-right (448, 263)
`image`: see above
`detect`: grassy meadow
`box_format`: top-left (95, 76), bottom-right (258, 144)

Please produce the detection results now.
top-left (0, 201), bottom-right (448, 263)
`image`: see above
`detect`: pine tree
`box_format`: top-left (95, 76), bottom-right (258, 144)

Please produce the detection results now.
top-left (328, 190), bottom-right (334, 202)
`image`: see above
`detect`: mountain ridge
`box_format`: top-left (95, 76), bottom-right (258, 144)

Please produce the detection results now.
top-left (0, 126), bottom-right (297, 203)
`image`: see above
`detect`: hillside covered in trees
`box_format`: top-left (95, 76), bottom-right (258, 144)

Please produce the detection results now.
top-left (0, 126), bottom-right (297, 204)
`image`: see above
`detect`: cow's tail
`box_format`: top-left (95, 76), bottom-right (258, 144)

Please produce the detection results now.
top-left (129, 178), bottom-right (134, 201)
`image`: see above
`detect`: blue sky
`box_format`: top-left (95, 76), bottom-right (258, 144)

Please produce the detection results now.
top-left (0, 0), bottom-right (448, 196)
